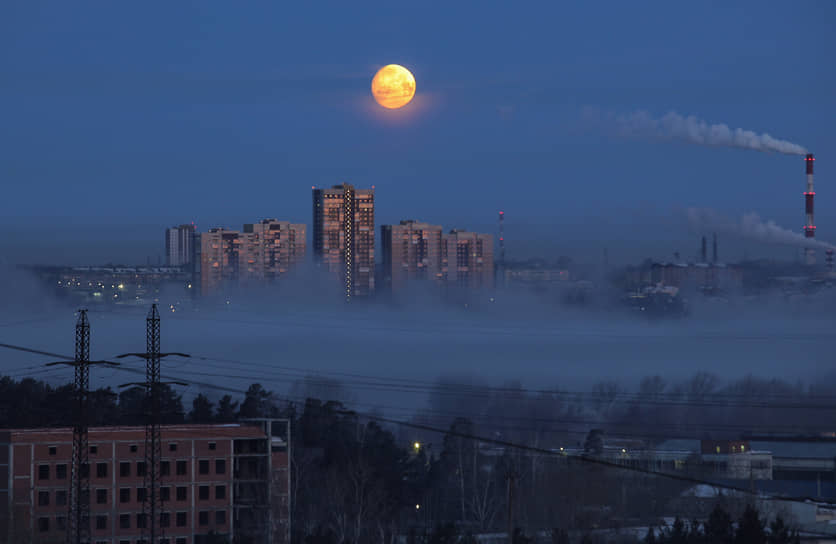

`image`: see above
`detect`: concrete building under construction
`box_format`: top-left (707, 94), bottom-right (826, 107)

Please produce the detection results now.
top-left (0, 422), bottom-right (289, 544)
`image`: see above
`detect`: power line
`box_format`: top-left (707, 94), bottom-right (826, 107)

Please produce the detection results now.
top-left (347, 411), bottom-right (836, 508)
top-left (1, 338), bottom-right (834, 508)
top-left (171, 354), bottom-right (836, 409)
top-left (3, 340), bottom-right (836, 437)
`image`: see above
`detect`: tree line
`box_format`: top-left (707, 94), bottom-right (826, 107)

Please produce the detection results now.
top-left (0, 375), bottom-right (816, 544)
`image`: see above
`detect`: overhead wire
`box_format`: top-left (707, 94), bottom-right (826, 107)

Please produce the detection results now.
top-left (0, 339), bottom-right (834, 506)
top-left (2, 339), bottom-right (836, 438)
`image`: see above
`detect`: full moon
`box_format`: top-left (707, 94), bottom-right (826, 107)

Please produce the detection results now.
top-left (371, 64), bottom-right (416, 109)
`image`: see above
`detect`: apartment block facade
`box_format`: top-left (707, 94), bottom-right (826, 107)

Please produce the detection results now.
top-left (441, 230), bottom-right (494, 290)
top-left (0, 422), bottom-right (289, 544)
top-left (241, 220), bottom-right (307, 284)
top-left (380, 220), bottom-right (443, 293)
top-left (165, 225), bottom-right (197, 269)
top-left (312, 184), bottom-right (375, 298)
top-left (198, 220), bottom-right (306, 295)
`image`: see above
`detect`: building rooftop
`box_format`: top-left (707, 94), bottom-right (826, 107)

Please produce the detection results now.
top-left (4, 423), bottom-right (267, 443)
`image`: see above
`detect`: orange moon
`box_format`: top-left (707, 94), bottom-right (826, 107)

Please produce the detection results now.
top-left (371, 64), bottom-right (416, 109)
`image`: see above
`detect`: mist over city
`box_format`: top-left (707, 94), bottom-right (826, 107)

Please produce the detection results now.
top-left (1, 2), bottom-right (835, 544)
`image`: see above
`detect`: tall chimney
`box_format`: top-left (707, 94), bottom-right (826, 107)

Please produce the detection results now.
top-left (804, 153), bottom-right (816, 265)
top-left (712, 233), bottom-right (718, 263)
top-left (700, 236), bottom-right (707, 263)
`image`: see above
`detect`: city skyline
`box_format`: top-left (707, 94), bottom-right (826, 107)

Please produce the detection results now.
top-left (180, 186), bottom-right (501, 296)
top-left (2, 3), bottom-right (836, 543)
top-left (1, 3), bottom-right (833, 268)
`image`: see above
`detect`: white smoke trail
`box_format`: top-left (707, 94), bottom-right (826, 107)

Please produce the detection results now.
top-left (687, 208), bottom-right (834, 250)
top-left (615, 111), bottom-right (807, 155)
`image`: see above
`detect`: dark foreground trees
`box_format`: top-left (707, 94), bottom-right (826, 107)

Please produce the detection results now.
top-left (0, 376), bottom-right (809, 544)
top-left (645, 505), bottom-right (799, 544)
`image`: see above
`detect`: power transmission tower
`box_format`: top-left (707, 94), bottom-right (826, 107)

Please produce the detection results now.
top-left (45, 310), bottom-right (118, 544)
top-left (118, 304), bottom-right (188, 543)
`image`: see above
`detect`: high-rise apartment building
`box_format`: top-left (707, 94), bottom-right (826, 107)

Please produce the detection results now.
top-left (380, 220), bottom-right (443, 292)
top-left (166, 225), bottom-right (197, 269)
top-left (0, 422), bottom-right (289, 544)
top-left (441, 230), bottom-right (495, 290)
top-left (241, 220), bottom-right (306, 283)
top-left (312, 184), bottom-right (375, 299)
top-left (198, 220), bottom-right (305, 295)
top-left (199, 228), bottom-right (241, 296)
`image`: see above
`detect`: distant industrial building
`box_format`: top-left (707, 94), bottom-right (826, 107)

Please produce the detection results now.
top-left (501, 259), bottom-right (571, 289)
top-left (312, 184), bottom-right (375, 299)
top-left (166, 225), bottom-right (197, 269)
top-left (198, 220), bottom-right (306, 295)
top-left (0, 422), bottom-right (289, 544)
top-left (28, 265), bottom-right (192, 306)
top-left (441, 230), bottom-right (494, 290)
top-left (380, 220), bottom-right (443, 292)
top-left (648, 262), bottom-right (743, 292)
top-left (624, 261), bottom-right (743, 294)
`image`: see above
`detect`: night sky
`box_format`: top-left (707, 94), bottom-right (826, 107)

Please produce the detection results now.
top-left (1, 1), bottom-right (833, 265)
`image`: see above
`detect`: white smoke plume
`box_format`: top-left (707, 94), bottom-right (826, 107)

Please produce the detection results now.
top-left (687, 208), bottom-right (834, 250)
top-left (615, 111), bottom-right (807, 155)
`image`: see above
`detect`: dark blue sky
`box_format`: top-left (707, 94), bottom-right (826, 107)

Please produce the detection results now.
top-left (1, 1), bottom-right (833, 264)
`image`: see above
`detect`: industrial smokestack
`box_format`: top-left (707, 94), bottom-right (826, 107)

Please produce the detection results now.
top-left (804, 153), bottom-right (816, 265)
top-left (700, 236), bottom-right (707, 263)
top-left (712, 233), bottom-right (718, 263)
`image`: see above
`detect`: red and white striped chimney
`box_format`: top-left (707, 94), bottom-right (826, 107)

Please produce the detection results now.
top-left (804, 153), bottom-right (815, 265)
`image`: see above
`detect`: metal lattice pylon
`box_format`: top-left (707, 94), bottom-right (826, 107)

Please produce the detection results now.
top-left (116, 304), bottom-right (189, 542)
top-left (68, 310), bottom-right (91, 544)
top-left (144, 304), bottom-right (163, 543)
top-left (44, 311), bottom-right (119, 544)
